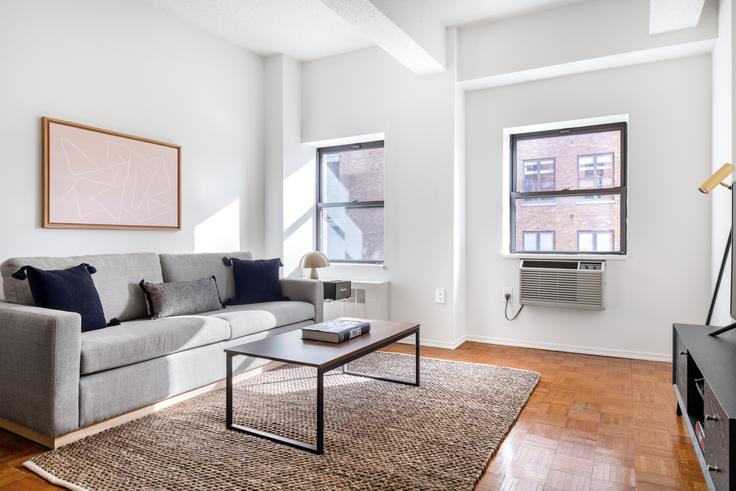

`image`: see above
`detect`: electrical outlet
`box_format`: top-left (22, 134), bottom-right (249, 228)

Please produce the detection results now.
top-left (434, 288), bottom-right (446, 304)
top-left (503, 287), bottom-right (513, 300)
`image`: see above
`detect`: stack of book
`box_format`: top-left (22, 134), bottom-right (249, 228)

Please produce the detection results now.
top-left (301, 319), bottom-right (371, 343)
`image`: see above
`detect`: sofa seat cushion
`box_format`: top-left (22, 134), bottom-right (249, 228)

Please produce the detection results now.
top-left (81, 316), bottom-right (230, 375)
top-left (203, 301), bottom-right (315, 339)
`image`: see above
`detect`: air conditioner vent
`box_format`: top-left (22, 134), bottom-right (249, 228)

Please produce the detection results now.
top-left (519, 259), bottom-right (605, 310)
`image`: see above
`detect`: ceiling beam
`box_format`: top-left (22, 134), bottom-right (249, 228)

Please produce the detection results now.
top-left (319, 0), bottom-right (445, 74)
top-left (650, 0), bottom-right (706, 34)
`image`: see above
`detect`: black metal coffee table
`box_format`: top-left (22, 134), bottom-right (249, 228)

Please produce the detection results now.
top-left (225, 319), bottom-right (420, 454)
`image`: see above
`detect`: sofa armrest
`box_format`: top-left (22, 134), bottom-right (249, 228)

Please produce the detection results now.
top-left (0, 302), bottom-right (81, 437)
top-left (280, 279), bottom-right (323, 323)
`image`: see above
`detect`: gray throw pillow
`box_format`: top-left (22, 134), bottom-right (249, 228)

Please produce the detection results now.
top-left (139, 276), bottom-right (224, 319)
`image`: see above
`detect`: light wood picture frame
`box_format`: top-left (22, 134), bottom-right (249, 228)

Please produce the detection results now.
top-left (42, 117), bottom-right (181, 231)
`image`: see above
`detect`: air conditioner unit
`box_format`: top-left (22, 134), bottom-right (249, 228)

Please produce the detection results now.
top-left (519, 259), bottom-right (605, 310)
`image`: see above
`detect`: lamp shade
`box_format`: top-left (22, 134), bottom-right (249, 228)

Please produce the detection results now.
top-left (300, 252), bottom-right (329, 279)
top-left (300, 252), bottom-right (329, 269)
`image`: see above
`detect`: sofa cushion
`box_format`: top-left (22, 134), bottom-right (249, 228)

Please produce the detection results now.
top-left (159, 252), bottom-right (252, 304)
top-left (80, 315), bottom-right (230, 375)
top-left (202, 301), bottom-right (315, 339)
top-left (1, 253), bottom-right (162, 322)
top-left (139, 276), bottom-right (223, 319)
top-left (226, 258), bottom-right (284, 305)
top-left (12, 263), bottom-right (107, 332)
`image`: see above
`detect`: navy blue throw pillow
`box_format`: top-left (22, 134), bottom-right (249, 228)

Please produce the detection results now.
top-left (12, 263), bottom-right (107, 332)
top-left (224, 257), bottom-right (284, 305)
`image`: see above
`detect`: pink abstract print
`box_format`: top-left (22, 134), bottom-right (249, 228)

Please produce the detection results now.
top-left (46, 121), bottom-right (180, 229)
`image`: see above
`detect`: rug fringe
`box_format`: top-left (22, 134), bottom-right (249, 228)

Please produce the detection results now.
top-left (23, 460), bottom-right (89, 491)
top-left (384, 349), bottom-right (541, 377)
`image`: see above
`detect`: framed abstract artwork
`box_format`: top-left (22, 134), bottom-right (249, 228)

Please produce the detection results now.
top-left (42, 117), bottom-right (181, 230)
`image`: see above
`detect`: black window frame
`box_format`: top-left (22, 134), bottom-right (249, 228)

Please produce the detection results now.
top-left (577, 230), bottom-right (615, 252)
top-left (522, 230), bottom-right (556, 252)
top-left (316, 140), bottom-right (385, 264)
top-left (510, 122), bottom-right (627, 255)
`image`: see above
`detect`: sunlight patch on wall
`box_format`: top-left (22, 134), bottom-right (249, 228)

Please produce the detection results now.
top-left (283, 157), bottom-right (316, 274)
top-left (194, 199), bottom-right (240, 252)
top-left (284, 216), bottom-right (314, 276)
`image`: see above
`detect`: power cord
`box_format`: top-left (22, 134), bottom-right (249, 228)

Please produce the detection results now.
top-left (504, 293), bottom-right (524, 321)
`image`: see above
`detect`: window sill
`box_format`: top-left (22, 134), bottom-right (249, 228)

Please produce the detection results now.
top-left (328, 262), bottom-right (386, 269)
top-left (500, 252), bottom-right (628, 261)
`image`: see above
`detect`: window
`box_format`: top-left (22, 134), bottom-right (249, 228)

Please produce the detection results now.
top-left (578, 230), bottom-right (614, 252)
top-left (578, 153), bottom-right (615, 201)
top-left (523, 231), bottom-right (555, 251)
top-left (578, 153), bottom-right (613, 188)
top-left (510, 122), bottom-right (626, 254)
top-left (523, 158), bottom-right (555, 192)
top-left (522, 158), bottom-right (556, 205)
top-left (317, 141), bottom-right (384, 263)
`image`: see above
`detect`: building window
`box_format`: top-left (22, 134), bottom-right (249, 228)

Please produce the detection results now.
top-left (510, 122), bottom-right (626, 254)
top-left (578, 153), bottom-right (615, 201)
top-left (578, 230), bottom-right (614, 252)
top-left (522, 158), bottom-right (556, 205)
top-left (523, 231), bottom-right (555, 251)
top-left (317, 141), bottom-right (384, 263)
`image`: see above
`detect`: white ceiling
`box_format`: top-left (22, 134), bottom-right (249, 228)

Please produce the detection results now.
top-left (422, 0), bottom-right (585, 27)
top-left (146, 0), bottom-right (373, 60)
top-left (145, 0), bottom-right (587, 61)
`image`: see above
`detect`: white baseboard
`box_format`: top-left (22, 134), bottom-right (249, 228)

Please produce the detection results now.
top-left (394, 332), bottom-right (670, 362)
top-left (464, 334), bottom-right (672, 362)
top-left (396, 335), bottom-right (466, 350)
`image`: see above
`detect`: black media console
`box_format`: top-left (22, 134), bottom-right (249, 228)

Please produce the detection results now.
top-left (674, 324), bottom-right (736, 490)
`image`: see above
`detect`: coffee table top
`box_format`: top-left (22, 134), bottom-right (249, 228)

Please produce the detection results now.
top-left (225, 319), bottom-right (419, 369)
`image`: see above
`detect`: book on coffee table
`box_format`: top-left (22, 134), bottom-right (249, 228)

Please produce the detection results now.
top-left (301, 319), bottom-right (371, 343)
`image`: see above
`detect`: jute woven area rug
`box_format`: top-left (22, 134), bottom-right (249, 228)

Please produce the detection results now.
top-left (25, 352), bottom-right (539, 491)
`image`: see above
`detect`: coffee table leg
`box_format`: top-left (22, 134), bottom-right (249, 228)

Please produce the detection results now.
top-left (226, 361), bottom-right (324, 454)
top-left (415, 329), bottom-right (420, 386)
top-left (226, 352), bottom-right (233, 428)
top-left (317, 368), bottom-right (324, 454)
top-left (342, 328), bottom-right (421, 386)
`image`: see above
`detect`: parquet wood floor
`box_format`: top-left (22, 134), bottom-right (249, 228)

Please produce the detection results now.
top-left (0, 342), bottom-right (704, 490)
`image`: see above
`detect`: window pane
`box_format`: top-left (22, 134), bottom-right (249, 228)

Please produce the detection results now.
top-left (596, 231), bottom-right (613, 252)
top-left (523, 232), bottom-right (538, 251)
top-left (513, 194), bottom-right (622, 253)
top-left (515, 130), bottom-right (621, 192)
top-left (578, 152), bottom-right (615, 190)
top-left (578, 232), bottom-right (594, 252)
top-left (522, 158), bottom-right (554, 193)
top-left (320, 207), bottom-right (384, 261)
top-left (539, 232), bottom-right (555, 251)
top-left (321, 146), bottom-right (384, 202)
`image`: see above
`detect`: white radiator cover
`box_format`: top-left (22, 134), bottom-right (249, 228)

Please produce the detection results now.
top-left (519, 260), bottom-right (605, 310)
top-left (323, 280), bottom-right (390, 321)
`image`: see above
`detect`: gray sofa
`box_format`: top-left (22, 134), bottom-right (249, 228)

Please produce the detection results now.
top-left (0, 251), bottom-right (322, 444)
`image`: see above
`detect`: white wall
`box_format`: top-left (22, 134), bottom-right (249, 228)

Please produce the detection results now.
top-left (0, 0), bottom-right (264, 273)
top-left (300, 46), bottom-right (459, 346)
top-left (264, 54), bottom-right (317, 276)
top-left (465, 55), bottom-right (712, 360)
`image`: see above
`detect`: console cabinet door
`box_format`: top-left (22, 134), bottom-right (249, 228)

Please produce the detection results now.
top-left (704, 383), bottom-right (730, 490)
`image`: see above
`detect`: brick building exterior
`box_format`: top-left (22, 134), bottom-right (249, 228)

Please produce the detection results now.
top-left (514, 130), bottom-right (623, 253)
top-left (320, 146), bottom-right (385, 261)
